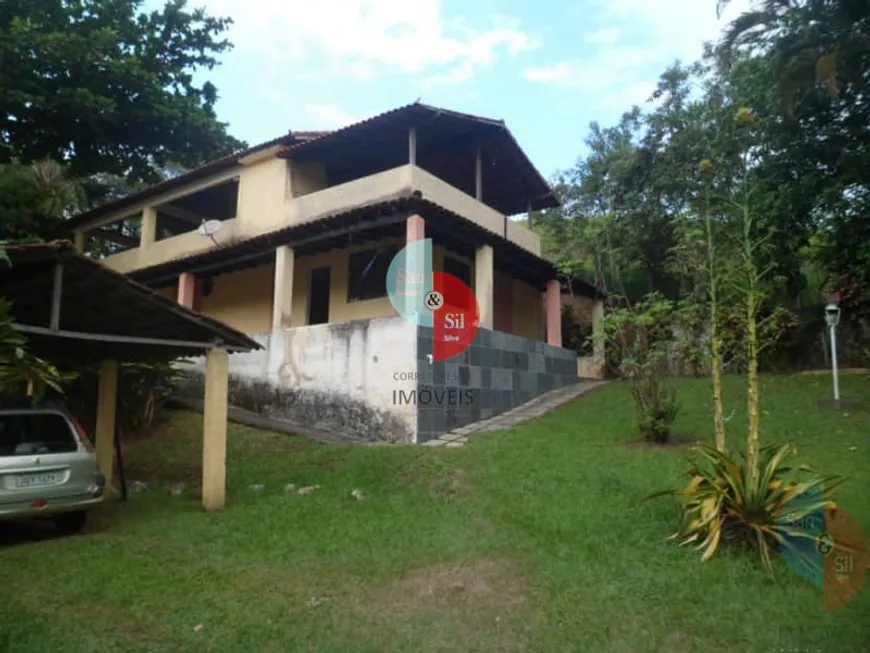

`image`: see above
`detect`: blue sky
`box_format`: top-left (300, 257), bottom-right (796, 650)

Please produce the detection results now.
top-left (157, 0), bottom-right (749, 179)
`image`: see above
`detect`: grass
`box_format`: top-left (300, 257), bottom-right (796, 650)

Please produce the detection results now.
top-left (1, 373), bottom-right (869, 652)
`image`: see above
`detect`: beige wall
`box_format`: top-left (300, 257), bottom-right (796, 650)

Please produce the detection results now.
top-left (160, 237), bottom-right (548, 343)
top-left (512, 279), bottom-right (544, 341)
top-left (291, 161), bottom-right (328, 196)
top-left (289, 237), bottom-right (401, 327)
top-left (200, 264), bottom-right (275, 333)
top-left (186, 238), bottom-right (406, 333)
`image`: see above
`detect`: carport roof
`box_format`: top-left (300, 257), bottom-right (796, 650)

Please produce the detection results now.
top-left (0, 241), bottom-right (261, 364)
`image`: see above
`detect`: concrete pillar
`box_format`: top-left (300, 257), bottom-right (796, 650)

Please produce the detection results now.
top-left (202, 347), bottom-right (229, 511)
top-left (405, 215), bottom-right (425, 316)
top-left (475, 245), bottom-right (494, 330)
top-left (95, 359), bottom-right (119, 489)
top-left (177, 272), bottom-right (196, 309)
top-left (406, 214), bottom-right (424, 243)
top-left (140, 207), bottom-right (158, 248)
top-left (272, 245), bottom-right (295, 331)
top-left (545, 280), bottom-right (562, 347)
top-left (73, 231), bottom-right (87, 254)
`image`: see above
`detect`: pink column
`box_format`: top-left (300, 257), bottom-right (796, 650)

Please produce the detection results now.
top-left (545, 279), bottom-right (562, 347)
top-left (406, 214), bottom-right (425, 242)
top-left (404, 215), bottom-right (426, 315)
top-left (177, 272), bottom-right (196, 310)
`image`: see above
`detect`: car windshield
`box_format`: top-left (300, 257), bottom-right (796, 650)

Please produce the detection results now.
top-left (0, 412), bottom-right (78, 456)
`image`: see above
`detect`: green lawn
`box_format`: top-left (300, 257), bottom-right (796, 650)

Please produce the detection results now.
top-left (1, 373), bottom-right (869, 652)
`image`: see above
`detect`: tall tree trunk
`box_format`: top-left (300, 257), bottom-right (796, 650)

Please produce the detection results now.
top-left (705, 211), bottom-right (727, 452)
top-left (742, 198), bottom-right (761, 485)
top-left (745, 293), bottom-right (761, 481)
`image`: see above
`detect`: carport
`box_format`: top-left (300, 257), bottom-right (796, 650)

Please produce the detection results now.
top-left (0, 241), bottom-right (261, 510)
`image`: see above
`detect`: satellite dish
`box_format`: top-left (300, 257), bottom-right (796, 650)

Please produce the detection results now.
top-left (198, 220), bottom-right (222, 237)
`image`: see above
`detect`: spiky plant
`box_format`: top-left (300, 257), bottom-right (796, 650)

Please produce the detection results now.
top-left (647, 443), bottom-right (847, 575)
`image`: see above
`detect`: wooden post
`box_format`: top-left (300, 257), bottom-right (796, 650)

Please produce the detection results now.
top-left (74, 232), bottom-right (87, 254)
top-left (409, 128), bottom-right (417, 166)
top-left (202, 347), bottom-right (229, 511)
top-left (95, 359), bottom-right (119, 488)
top-left (475, 146), bottom-right (482, 201)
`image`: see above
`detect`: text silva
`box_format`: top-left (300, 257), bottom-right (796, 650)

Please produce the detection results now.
top-left (392, 388), bottom-right (475, 405)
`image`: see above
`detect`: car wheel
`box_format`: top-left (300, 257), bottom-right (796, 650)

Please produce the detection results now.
top-left (54, 511), bottom-right (87, 536)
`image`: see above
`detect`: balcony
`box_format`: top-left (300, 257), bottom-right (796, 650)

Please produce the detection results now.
top-left (88, 164), bottom-right (542, 276)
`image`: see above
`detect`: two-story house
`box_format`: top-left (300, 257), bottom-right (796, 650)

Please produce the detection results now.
top-left (64, 103), bottom-right (605, 443)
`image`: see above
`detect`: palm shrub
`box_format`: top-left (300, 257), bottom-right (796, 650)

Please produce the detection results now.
top-left (0, 298), bottom-right (71, 399)
top-left (647, 443), bottom-right (845, 575)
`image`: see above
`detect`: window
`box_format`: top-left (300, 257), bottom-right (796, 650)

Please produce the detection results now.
top-left (443, 256), bottom-right (473, 290)
top-left (442, 256), bottom-right (474, 310)
top-left (0, 412), bottom-right (78, 456)
top-left (347, 246), bottom-right (397, 302)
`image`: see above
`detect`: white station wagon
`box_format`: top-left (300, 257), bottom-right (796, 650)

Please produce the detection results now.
top-left (0, 398), bottom-right (106, 535)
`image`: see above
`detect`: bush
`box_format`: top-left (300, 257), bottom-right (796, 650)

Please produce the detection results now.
top-left (646, 443), bottom-right (845, 575)
top-left (562, 304), bottom-right (593, 356)
top-left (595, 293), bottom-right (684, 443)
top-left (65, 361), bottom-right (187, 436)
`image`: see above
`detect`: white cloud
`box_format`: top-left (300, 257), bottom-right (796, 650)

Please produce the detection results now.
top-left (200, 0), bottom-right (537, 86)
top-left (306, 104), bottom-right (360, 129)
top-left (523, 0), bottom-right (752, 104)
top-left (422, 62), bottom-right (475, 89)
top-left (586, 27), bottom-right (621, 46)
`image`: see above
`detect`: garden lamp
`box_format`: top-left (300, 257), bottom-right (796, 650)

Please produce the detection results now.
top-left (824, 302), bottom-right (841, 401)
top-left (825, 303), bottom-right (841, 328)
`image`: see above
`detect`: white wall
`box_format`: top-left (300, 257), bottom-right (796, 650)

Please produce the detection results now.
top-left (180, 316), bottom-right (419, 442)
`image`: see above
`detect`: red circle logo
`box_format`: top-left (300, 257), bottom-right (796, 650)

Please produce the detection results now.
top-left (428, 271), bottom-right (480, 362)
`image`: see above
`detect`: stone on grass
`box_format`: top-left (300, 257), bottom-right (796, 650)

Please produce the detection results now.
top-left (167, 482), bottom-right (186, 496)
top-left (351, 489), bottom-right (365, 501)
top-left (284, 483), bottom-right (296, 492)
top-left (248, 483), bottom-right (265, 491)
top-left (129, 480), bottom-right (148, 493)
top-left (297, 485), bottom-right (320, 495)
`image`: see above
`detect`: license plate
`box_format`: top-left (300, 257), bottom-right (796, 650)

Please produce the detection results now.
top-left (15, 472), bottom-right (60, 489)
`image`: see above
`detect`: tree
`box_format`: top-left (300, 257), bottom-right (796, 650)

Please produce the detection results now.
top-left (0, 159), bottom-right (86, 241)
top-left (0, 0), bottom-right (246, 186)
top-left (716, 0), bottom-right (870, 298)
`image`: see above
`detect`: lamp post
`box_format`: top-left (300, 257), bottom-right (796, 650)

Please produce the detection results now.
top-left (824, 302), bottom-right (841, 401)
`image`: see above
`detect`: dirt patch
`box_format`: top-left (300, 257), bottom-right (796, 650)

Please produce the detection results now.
top-left (399, 456), bottom-right (473, 500)
top-left (624, 435), bottom-right (701, 451)
top-left (121, 624), bottom-right (146, 641)
top-left (352, 558), bottom-right (528, 651)
top-left (375, 559), bottom-right (524, 615)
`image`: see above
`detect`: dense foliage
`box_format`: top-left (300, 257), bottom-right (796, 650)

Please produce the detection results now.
top-left (0, 0), bottom-right (244, 188)
top-left (536, 0), bottom-right (870, 340)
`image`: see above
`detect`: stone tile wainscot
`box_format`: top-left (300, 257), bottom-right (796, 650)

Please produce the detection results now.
top-left (415, 327), bottom-right (579, 443)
